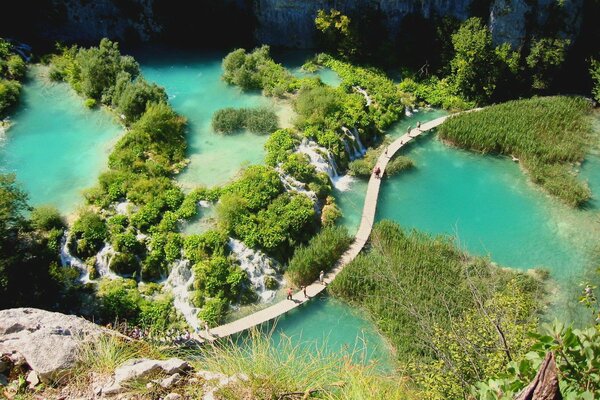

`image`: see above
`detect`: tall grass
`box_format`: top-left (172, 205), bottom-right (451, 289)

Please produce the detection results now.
top-left (286, 226), bottom-right (353, 286)
top-left (195, 329), bottom-right (421, 399)
top-left (438, 96), bottom-right (594, 206)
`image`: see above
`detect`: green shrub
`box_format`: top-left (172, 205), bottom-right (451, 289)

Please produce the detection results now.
top-left (96, 278), bottom-right (142, 322)
top-left (109, 252), bottom-right (139, 276)
top-left (84, 98), bottom-right (97, 108)
top-left (286, 226), bottom-right (352, 286)
top-left (6, 55), bottom-right (26, 80)
top-left (0, 78), bottom-right (21, 114)
top-left (198, 297), bottom-right (228, 327)
top-left (264, 129), bottom-right (300, 166)
top-left (30, 206), bottom-right (65, 232)
top-left (71, 210), bottom-right (107, 258)
top-left (111, 73), bottom-right (167, 123)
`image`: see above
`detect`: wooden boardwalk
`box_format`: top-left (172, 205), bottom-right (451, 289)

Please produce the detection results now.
top-left (196, 114), bottom-right (450, 342)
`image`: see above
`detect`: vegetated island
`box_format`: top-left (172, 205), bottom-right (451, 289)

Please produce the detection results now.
top-left (438, 96), bottom-right (595, 207)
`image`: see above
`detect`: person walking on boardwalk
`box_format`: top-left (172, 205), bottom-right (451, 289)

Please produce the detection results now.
top-left (373, 166), bottom-right (381, 178)
top-left (287, 287), bottom-right (293, 300)
top-left (319, 270), bottom-right (325, 285)
top-left (301, 285), bottom-right (308, 299)
top-left (416, 121), bottom-right (421, 129)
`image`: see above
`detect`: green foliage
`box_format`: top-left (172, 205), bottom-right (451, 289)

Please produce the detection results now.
top-left (6, 55), bottom-right (26, 80)
top-left (315, 9), bottom-right (358, 59)
top-left (438, 96), bottom-right (594, 206)
top-left (70, 210), bottom-right (108, 258)
top-left (96, 278), bottom-right (143, 322)
top-left (286, 226), bottom-right (351, 286)
top-left (281, 153), bottom-right (316, 183)
top-left (111, 74), bottom-right (167, 123)
top-left (330, 221), bottom-right (543, 399)
top-left (348, 144), bottom-right (414, 177)
top-left (264, 128), bottom-right (300, 166)
top-left (475, 323), bottom-right (600, 399)
top-left (30, 206), bottom-right (65, 232)
top-left (183, 229), bottom-right (229, 264)
top-left (212, 107), bottom-right (279, 134)
top-left (0, 78), bottom-right (21, 115)
top-left (526, 37), bottom-right (570, 91)
top-left (450, 18), bottom-right (499, 104)
top-left (222, 46), bottom-right (298, 96)
top-left (84, 98), bottom-right (97, 108)
top-left (109, 252), bottom-right (139, 276)
top-left (198, 297), bottom-right (228, 327)
top-left (398, 77), bottom-right (475, 110)
top-left (294, 85), bottom-right (343, 129)
top-left (589, 58), bottom-right (600, 103)
top-left (222, 165), bottom-right (284, 211)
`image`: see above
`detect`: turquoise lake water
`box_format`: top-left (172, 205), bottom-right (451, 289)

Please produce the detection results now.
top-left (336, 110), bottom-right (600, 318)
top-left (4, 51), bottom-right (599, 362)
top-left (0, 66), bottom-right (121, 214)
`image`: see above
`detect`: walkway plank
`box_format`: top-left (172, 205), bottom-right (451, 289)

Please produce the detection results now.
top-left (196, 115), bottom-right (450, 342)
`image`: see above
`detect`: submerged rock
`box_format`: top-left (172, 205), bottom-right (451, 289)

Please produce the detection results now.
top-left (0, 308), bottom-right (107, 383)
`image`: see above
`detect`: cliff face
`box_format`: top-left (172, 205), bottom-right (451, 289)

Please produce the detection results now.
top-left (0, 0), bottom-right (584, 50)
top-left (253, 0), bottom-right (473, 48)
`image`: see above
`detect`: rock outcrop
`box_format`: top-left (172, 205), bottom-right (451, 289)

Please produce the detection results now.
top-left (0, 308), bottom-right (107, 383)
top-left (101, 358), bottom-right (191, 395)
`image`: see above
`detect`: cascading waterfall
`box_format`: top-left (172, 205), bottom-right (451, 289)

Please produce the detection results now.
top-left (297, 138), bottom-right (354, 191)
top-left (341, 127), bottom-right (366, 160)
top-left (59, 235), bottom-right (90, 282)
top-left (164, 259), bottom-right (200, 331)
top-left (275, 166), bottom-right (317, 200)
top-left (228, 238), bottom-right (283, 302)
top-left (95, 243), bottom-right (119, 278)
top-left (353, 86), bottom-right (372, 107)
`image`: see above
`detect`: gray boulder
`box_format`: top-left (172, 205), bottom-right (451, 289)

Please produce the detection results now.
top-left (0, 308), bottom-right (107, 383)
top-left (102, 358), bottom-right (191, 395)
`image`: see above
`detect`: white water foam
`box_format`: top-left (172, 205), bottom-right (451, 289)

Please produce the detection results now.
top-left (165, 259), bottom-right (200, 331)
top-left (228, 238), bottom-right (283, 302)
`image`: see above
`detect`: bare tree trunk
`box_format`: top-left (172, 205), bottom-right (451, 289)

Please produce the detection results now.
top-left (515, 352), bottom-right (562, 400)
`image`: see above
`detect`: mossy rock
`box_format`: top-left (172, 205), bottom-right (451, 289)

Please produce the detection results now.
top-left (264, 275), bottom-right (279, 290)
top-left (109, 252), bottom-right (139, 276)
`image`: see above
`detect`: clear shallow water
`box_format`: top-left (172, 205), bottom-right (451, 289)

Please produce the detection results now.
top-left (0, 66), bottom-right (121, 214)
top-left (239, 293), bottom-right (394, 370)
top-left (337, 110), bottom-right (600, 289)
top-left (138, 50), bottom-right (274, 189)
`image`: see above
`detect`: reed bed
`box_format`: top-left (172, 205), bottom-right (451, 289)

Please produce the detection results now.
top-left (438, 96), bottom-right (594, 206)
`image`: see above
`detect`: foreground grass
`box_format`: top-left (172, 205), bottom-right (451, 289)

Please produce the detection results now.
top-left (438, 96), bottom-right (594, 206)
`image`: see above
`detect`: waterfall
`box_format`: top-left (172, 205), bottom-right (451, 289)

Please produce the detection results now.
top-left (405, 106), bottom-right (413, 117)
top-left (297, 138), bottom-right (354, 192)
top-left (341, 127), bottom-right (366, 160)
top-left (275, 166), bottom-right (317, 200)
top-left (95, 243), bottom-right (119, 278)
top-left (60, 235), bottom-right (90, 282)
top-left (164, 259), bottom-right (200, 331)
top-left (353, 86), bottom-right (372, 107)
top-left (228, 238), bottom-right (283, 302)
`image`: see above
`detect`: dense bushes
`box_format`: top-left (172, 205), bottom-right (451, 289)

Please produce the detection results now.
top-left (222, 46), bottom-right (299, 96)
top-left (212, 107), bottom-right (279, 134)
top-left (286, 226), bottom-right (352, 286)
top-left (69, 210), bottom-right (108, 259)
top-left (438, 96), bottom-right (594, 206)
top-left (0, 38), bottom-right (25, 116)
top-left (330, 220), bottom-right (544, 398)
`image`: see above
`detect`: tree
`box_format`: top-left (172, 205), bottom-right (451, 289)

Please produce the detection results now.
top-left (315, 9), bottom-right (359, 59)
top-left (526, 37), bottom-right (570, 91)
top-left (450, 18), bottom-right (499, 104)
top-left (590, 58), bottom-right (600, 102)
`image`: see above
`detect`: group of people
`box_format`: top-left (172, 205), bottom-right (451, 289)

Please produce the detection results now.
top-left (286, 270), bottom-right (327, 301)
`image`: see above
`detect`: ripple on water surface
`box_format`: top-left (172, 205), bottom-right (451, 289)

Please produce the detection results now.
top-left (0, 66), bottom-right (121, 214)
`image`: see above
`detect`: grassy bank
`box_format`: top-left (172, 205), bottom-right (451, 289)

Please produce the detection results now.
top-left (329, 220), bottom-right (545, 399)
top-left (438, 96), bottom-right (594, 206)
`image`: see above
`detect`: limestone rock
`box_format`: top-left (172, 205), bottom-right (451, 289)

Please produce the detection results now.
top-left (102, 358), bottom-right (190, 395)
top-left (26, 370), bottom-right (40, 388)
top-left (164, 394), bottom-right (182, 400)
top-left (160, 372), bottom-right (182, 389)
top-left (0, 308), bottom-right (107, 383)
